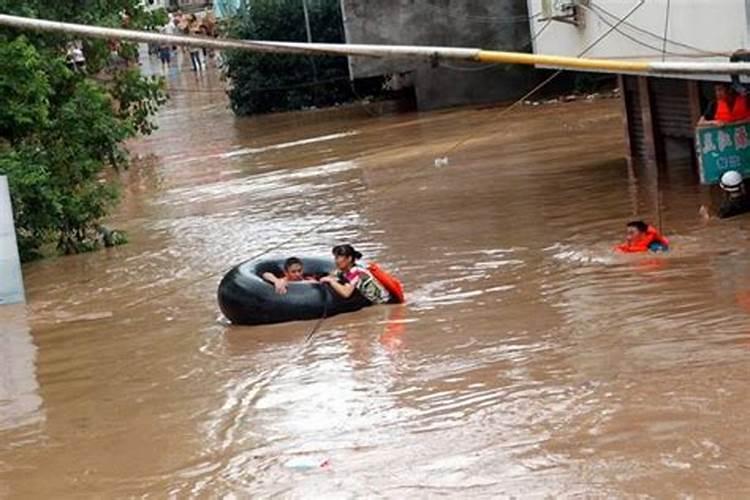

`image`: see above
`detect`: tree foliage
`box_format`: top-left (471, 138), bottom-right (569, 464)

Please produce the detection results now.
top-left (0, 1), bottom-right (167, 261)
top-left (223, 0), bottom-right (354, 115)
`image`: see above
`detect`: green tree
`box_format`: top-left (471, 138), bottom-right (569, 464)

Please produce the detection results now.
top-left (0, 1), bottom-right (167, 261)
top-left (224, 0), bottom-right (354, 115)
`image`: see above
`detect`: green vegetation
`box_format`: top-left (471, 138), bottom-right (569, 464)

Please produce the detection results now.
top-left (0, 1), bottom-right (167, 261)
top-left (223, 0), bottom-right (354, 115)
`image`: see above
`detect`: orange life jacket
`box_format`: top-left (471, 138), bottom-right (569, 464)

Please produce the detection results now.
top-left (616, 226), bottom-right (669, 254)
top-left (367, 262), bottom-right (405, 304)
top-left (734, 94), bottom-right (750, 121)
top-left (715, 96), bottom-right (735, 122)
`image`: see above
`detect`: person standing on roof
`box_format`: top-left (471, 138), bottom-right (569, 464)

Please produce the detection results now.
top-left (701, 84), bottom-right (749, 123)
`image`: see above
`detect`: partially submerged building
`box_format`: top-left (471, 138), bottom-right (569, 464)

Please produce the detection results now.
top-left (525, 0), bottom-right (750, 175)
top-left (340, 0), bottom-right (539, 110)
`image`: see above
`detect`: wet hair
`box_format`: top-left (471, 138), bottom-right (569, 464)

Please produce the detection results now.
top-left (332, 244), bottom-right (363, 262)
top-left (627, 220), bottom-right (649, 233)
top-left (284, 257), bottom-right (303, 270)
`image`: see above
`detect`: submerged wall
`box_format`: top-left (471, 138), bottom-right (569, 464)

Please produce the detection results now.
top-left (0, 176), bottom-right (24, 306)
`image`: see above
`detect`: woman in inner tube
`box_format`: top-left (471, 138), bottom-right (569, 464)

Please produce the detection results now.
top-left (319, 244), bottom-right (391, 304)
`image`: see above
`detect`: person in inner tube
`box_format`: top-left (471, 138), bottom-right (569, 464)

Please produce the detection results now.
top-left (262, 257), bottom-right (314, 295)
top-left (319, 244), bottom-right (391, 304)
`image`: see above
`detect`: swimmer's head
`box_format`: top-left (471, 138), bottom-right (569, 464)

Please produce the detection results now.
top-left (284, 257), bottom-right (304, 281)
top-left (626, 220), bottom-right (649, 243)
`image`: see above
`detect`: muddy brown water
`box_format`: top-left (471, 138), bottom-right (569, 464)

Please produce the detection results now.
top-left (2, 63), bottom-right (750, 498)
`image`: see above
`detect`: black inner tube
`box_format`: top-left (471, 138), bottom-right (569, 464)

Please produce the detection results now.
top-left (218, 257), bottom-right (371, 326)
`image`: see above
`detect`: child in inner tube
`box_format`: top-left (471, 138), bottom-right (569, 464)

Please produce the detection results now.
top-left (262, 257), bottom-right (315, 295)
top-left (319, 245), bottom-right (391, 304)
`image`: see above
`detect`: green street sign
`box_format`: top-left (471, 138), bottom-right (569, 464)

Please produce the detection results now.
top-left (696, 120), bottom-right (750, 184)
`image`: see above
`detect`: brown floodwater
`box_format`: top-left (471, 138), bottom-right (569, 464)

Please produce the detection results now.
top-left (2, 59), bottom-right (750, 498)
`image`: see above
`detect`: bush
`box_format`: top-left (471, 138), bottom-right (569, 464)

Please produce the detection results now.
top-left (223, 0), bottom-right (354, 115)
top-left (0, 1), bottom-right (167, 260)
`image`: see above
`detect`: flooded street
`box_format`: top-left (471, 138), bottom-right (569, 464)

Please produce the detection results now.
top-left (2, 61), bottom-right (750, 498)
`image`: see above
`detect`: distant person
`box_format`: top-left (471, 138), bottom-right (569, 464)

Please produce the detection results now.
top-left (187, 14), bottom-right (203, 71)
top-left (615, 221), bottom-right (669, 254)
top-left (157, 40), bottom-right (172, 70)
top-left (712, 170), bottom-right (750, 219)
top-left (66, 43), bottom-right (86, 72)
top-left (702, 83), bottom-right (750, 124)
top-left (262, 257), bottom-right (312, 295)
top-left (319, 245), bottom-right (392, 304)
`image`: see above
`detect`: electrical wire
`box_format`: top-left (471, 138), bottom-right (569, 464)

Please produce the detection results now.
top-left (582, 3), bottom-right (722, 59)
top-left (439, 0), bottom-right (646, 158)
top-left (661, 0), bottom-right (671, 62)
top-left (587, 1), bottom-right (730, 57)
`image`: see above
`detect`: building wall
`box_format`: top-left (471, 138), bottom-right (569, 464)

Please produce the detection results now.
top-left (527, 0), bottom-right (748, 68)
top-left (142, 0), bottom-right (170, 10)
top-left (340, 0), bottom-right (537, 110)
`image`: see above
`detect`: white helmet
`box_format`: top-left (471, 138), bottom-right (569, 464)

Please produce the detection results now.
top-left (720, 170), bottom-right (744, 192)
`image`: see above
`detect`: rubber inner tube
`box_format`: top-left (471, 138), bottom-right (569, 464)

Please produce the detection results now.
top-left (218, 257), bottom-right (372, 325)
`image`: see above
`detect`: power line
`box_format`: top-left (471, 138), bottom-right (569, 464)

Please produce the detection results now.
top-left (661, 0), bottom-right (671, 62)
top-left (587, 1), bottom-right (730, 57)
top-left (440, 0), bottom-right (647, 158)
top-left (583, 3), bottom-right (714, 58)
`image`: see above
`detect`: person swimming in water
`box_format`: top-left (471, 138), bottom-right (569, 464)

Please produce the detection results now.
top-left (262, 257), bottom-right (312, 295)
top-left (615, 221), bottom-right (669, 253)
top-left (319, 244), bottom-right (391, 304)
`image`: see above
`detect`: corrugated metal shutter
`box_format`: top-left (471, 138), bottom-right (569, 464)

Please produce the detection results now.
top-left (623, 76), bottom-right (649, 164)
top-left (649, 78), bottom-right (694, 139)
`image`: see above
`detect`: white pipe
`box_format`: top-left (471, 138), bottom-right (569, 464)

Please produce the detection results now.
top-left (1, 13), bottom-right (750, 75)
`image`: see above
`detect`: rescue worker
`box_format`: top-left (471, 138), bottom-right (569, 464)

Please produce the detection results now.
top-left (702, 83), bottom-right (750, 123)
top-left (717, 170), bottom-right (750, 219)
top-left (319, 245), bottom-right (391, 304)
top-left (615, 221), bottom-right (669, 253)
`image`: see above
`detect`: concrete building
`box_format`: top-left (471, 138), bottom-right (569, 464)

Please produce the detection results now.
top-left (143, 0), bottom-right (212, 11)
top-left (340, 0), bottom-right (539, 110)
top-left (525, 0), bottom-right (749, 169)
top-left (142, 0), bottom-right (170, 10)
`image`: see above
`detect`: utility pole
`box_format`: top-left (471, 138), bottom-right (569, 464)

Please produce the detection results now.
top-left (0, 176), bottom-right (25, 306)
top-left (301, 0), bottom-right (318, 82)
top-left (301, 0), bottom-right (313, 45)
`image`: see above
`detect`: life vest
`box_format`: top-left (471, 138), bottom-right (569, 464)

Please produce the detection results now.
top-left (715, 96), bottom-right (735, 122)
top-left (367, 262), bottom-right (405, 304)
top-left (616, 226), bottom-right (669, 254)
top-left (734, 94), bottom-right (750, 121)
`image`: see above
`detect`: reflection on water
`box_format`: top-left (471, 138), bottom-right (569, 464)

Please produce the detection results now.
top-left (0, 305), bottom-right (43, 432)
top-left (1, 58), bottom-right (750, 497)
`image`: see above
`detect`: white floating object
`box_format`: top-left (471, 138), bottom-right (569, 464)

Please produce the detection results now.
top-left (434, 157), bottom-right (449, 168)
